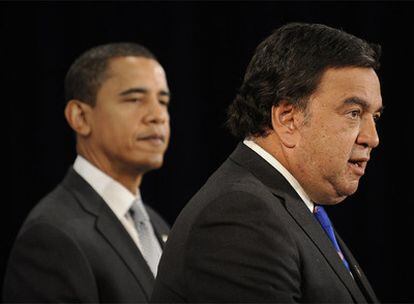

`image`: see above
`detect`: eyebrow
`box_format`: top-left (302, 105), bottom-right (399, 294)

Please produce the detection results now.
top-left (119, 87), bottom-right (170, 97)
top-left (343, 97), bottom-right (384, 114)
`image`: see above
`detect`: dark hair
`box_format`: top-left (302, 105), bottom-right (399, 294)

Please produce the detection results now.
top-left (65, 42), bottom-right (156, 105)
top-left (227, 22), bottom-right (381, 138)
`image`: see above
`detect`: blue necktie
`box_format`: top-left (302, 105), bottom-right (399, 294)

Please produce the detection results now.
top-left (313, 205), bottom-right (350, 271)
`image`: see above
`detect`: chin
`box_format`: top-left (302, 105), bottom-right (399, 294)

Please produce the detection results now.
top-left (318, 195), bottom-right (347, 206)
top-left (327, 197), bottom-right (347, 205)
top-left (138, 158), bottom-right (164, 173)
top-left (330, 183), bottom-right (359, 204)
top-left (344, 181), bottom-right (360, 196)
top-left (316, 180), bottom-right (358, 205)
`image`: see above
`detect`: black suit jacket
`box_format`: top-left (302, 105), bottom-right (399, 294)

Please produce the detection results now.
top-left (151, 143), bottom-right (378, 303)
top-left (3, 168), bottom-right (169, 303)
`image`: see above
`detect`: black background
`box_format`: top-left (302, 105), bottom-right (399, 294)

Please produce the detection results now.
top-left (2, 2), bottom-right (413, 302)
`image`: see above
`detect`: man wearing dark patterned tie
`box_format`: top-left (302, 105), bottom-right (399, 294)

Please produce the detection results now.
top-left (152, 23), bottom-right (383, 303)
top-left (3, 43), bottom-right (170, 303)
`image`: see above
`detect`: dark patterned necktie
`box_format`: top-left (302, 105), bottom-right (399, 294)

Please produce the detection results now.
top-left (313, 205), bottom-right (350, 271)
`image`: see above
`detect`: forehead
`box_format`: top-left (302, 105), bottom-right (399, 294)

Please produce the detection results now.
top-left (103, 56), bottom-right (168, 89)
top-left (313, 67), bottom-right (382, 110)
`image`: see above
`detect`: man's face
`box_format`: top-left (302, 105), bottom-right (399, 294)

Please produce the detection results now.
top-left (292, 67), bottom-right (383, 204)
top-left (87, 56), bottom-right (170, 175)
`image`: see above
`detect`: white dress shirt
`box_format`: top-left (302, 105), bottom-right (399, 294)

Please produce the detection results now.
top-left (243, 139), bottom-right (314, 212)
top-left (73, 155), bottom-right (162, 259)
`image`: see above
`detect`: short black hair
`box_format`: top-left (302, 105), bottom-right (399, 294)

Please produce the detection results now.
top-left (227, 22), bottom-right (381, 138)
top-left (65, 42), bottom-right (157, 106)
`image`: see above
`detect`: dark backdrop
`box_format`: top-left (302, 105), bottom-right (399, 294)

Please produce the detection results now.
top-left (2, 2), bottom-right (413, 303)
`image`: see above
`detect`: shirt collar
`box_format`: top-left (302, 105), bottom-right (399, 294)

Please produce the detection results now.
top-left (73, 155), bottom-right (141, 219)
top-left (243, 139), bottom-right (314, 212)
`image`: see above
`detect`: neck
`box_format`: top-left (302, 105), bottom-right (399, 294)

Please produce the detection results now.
top-left (77, 143), bottom-right (143, 195)
top-left (252, 134), bottom-right (293, 173)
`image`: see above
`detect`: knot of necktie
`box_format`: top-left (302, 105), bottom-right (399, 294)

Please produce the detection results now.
top-left (129, 199), bottom-right (150, 223)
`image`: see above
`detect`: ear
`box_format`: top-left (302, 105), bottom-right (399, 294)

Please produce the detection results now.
top-left (64, 100), bottom-right (92, 136)
top-left (271, 102), bottom-right (301, 148)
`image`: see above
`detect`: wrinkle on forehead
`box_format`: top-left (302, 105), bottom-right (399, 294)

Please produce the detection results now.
top-left (312, 67), bottom-right (382, 110)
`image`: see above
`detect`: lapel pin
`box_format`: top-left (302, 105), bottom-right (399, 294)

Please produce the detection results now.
top-left (354, 265), bottom-right (362, 277)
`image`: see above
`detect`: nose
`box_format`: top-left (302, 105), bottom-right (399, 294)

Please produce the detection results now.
top-left (356, 115), bottom-right (379, 149)
top-left (144, 98), bottom-right (169, 125)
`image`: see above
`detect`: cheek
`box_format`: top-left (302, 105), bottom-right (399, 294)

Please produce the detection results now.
top-left (92, 106), bottom-right (142, 152)
top-left (322, 133), bottom-right (359, 176)
top-left (306, 126), bottom-right (351, 168)
top-left (100, 117), bottom-right (133, 147)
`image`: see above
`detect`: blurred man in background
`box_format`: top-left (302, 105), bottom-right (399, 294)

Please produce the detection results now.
top-left (4, 42), bottom-right (170, 303)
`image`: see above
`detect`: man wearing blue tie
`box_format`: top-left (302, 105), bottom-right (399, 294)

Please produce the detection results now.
top-left (152, 23), bottom-right (383, 303)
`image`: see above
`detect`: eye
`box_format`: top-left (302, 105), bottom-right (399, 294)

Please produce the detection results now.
top-left (347, 109), bottom-right (362, 119)
top-left (126, 98), bottom-right (143, 103)
top-left (373, 113), bottom-right (381, 122)
top-left (159, 99), bottom-right (170, 107)
top-left (124, 93), bottom-right (145, 103)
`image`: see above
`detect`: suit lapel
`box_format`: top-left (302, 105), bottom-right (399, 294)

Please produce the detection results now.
top-left (337, 234), bottom-right (379, 303)
top-left (150, 222), bottom-right (166, 249)
top-left (282, 194), bottom-right (367, 302)
top-left (229, 143), bottom-right (367, 302)
top-left (61, 168), bottom-right (154, 299)
top-left (95, 209), bottom-right (154, 298)
top-left (146, 206), bottom-right (169, 249)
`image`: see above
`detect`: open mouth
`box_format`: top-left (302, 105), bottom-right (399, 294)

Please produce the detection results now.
top-left (348, 160), bottom-right (363, 168)
top-left (347, 158), bottom-right (368, 176)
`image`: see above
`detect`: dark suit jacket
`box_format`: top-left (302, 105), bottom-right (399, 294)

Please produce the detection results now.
top-left (3, 168), bottom-right (169, 303)
top-left (151, 143), bottom-right (378, 303)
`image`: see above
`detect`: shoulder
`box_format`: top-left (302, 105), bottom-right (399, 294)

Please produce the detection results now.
top-left (194, 190), bottom-right (287, 233)
top-left (24, 184), bottom-right (75, 223)
top-left (14, 220), bottom-right (83, 250)
top-left (187, 157), bottom-right (285, 222)
top-left (173, 162), bottom-right (290, 242)
top-left (18, 180), bottom-right (98, 245)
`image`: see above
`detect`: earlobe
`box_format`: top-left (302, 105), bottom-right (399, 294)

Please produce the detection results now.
top-left (271, 102), bottom-right (298, 148)
top-left (64, 100), bottom-right (92, 136)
